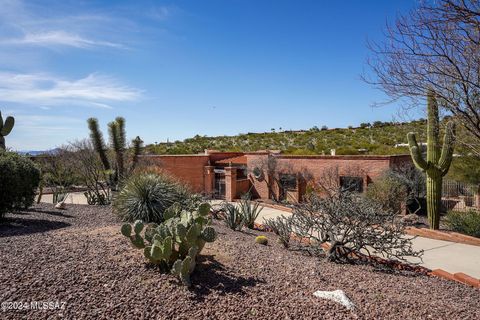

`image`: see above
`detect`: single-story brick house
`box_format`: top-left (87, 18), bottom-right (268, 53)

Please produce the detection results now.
top-left (138, 150), bottom-right (412, 202)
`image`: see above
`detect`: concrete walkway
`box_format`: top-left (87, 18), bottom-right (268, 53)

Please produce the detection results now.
top-left (410, 237), bottom-right (480, 278)
top-left (38, 192), bottom-right (89, 205)
top-left (250, 203), bottom-right (480, 278)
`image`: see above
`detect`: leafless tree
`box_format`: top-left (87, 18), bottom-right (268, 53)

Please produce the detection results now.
top-left (249, 154), bottom-right (314, 203)
top-left (250, 154), bottom-right (284, 202)
top-left (313, 165), bottom-right (366, 198)
top-left (365, 0), bottom-right (480, 155)
top-left (70, 140), bottom-right (111, 205)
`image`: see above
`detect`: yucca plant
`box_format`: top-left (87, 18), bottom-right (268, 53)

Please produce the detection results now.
top-left (87, 118), bottom-right (110, 172)
top-left (87, 117), bottom-right (143, 186)
top-left (238, 198), bottom-right (263, 229)
top-left (131, 136), bottom-right (144, 171)
top-left (114, 173), bottom-right (192, 223)
top-left (108, 117), bottom-right (126, 179)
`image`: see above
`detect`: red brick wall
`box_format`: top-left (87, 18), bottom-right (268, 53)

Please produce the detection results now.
top-left (208, 152), bottom-right (245, 163)
top-left (246, 154), bottom-right (412, 201)
top-left (139, 153), bottom-right (413, 201)
top-left (138, 155), bottom-right (210, 193)
top-left (236, 179), bottom-right (251, 198)
top-left (246, 154), bottom-right (271, 199)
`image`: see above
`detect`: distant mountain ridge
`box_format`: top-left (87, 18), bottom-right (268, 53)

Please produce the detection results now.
top-left (145, 120), bottom-right (429, 156)
top-left (145, 118), bottom-right (467, 156)
top-left (16, 148), bottom-right (60, 156)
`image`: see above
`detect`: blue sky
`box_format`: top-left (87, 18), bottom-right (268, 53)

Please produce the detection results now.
top-left (0, 0), bottom-right (418, 150)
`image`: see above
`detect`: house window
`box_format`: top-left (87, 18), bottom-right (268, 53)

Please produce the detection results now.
top-left (279, 174), bottom-right (297, 191)
top-left (340, 176), bottom-right (363, 193)
top-left (236, 165), bottom-right (248, 179)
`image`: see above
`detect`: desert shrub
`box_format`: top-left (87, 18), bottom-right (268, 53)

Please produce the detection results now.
top-left (446, 210), bottom-right (480, 238)
top-left (366, 174), bottom-right (407, 214)
top-left (0, 151), bottom-right (40, 218)
top-left (114, 173), bottom-right (193, 223)
top-left (222, 203), bottom-right (244, 230)
top-left (263, 215), bottom-right (293, 248)
top-left (255, 235), bottom-right (268, 245)
top-left (238, 198), bottom-right (263, 229)
top-left (121, 203), bottom-right (216, 286)
top-left (290, 193), bottom-right (422, 263)
top-left (373, 165), bottom-right (426, 215)
top-left (36, 147), bottom-right (81, 204)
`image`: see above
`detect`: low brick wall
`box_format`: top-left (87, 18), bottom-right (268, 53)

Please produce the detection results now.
top-left (236, 179), bottom-right (251, 198)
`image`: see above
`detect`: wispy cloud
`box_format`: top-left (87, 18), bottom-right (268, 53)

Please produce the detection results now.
top-left (0, 72), bottom-right (142, 108)
top-left (1, 30), bottom-right (125, 49)
top-left (0, 0), bottom-right (127, 50)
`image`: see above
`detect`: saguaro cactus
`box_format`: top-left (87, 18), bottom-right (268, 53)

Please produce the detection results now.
top-left (407, 90), bottom-right (455, 229)
top-left (0, 111), bottom-right (15, 150)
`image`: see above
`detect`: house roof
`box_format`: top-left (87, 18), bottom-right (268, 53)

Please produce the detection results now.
top-left (215, 155), bottom-right (248, 165)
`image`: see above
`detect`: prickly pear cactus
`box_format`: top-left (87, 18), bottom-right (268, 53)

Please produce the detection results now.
top-left (0, 111), bottom-right (15, 150)
top-left (120, 202), bottom-right (216, 286)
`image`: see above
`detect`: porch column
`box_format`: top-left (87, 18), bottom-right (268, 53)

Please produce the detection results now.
top-left (225, 166), bottom-right (237, 201)
top-left (296, 175), bottom-right (306, 203)
top-left (204, 165), bottom-right (215, 198)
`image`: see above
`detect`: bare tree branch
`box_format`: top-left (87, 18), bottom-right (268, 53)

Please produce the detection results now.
top-left (364, 0), bottom-right (480, 155)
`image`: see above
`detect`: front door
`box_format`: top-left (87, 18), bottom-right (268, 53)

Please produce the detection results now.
top-left (214, 173), bottom-right (226, 199)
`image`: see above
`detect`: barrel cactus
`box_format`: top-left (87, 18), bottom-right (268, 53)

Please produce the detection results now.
top-left (0, 111), bottom-right (15, 150)
top-left (255, 235), bottom-right (268, 245)
top-left (407, 90), bottom-right (455, 230)
top-left (121, 202), bottom-right (216, 286)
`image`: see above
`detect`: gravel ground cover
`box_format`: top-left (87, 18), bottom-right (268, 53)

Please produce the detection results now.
top-left (1, 203), bottom-right (479, 319)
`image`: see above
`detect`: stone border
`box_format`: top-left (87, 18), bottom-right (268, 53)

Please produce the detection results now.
top-left (429, 270), bottom-right (480, 288)
top-left (406, 227), bottom-right (480, 247)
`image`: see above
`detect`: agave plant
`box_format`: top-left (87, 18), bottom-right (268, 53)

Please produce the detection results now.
top-left (114, 173), bottom-right (192, 223)
top-left (222, 203), bottom-right (244, 231)
top-left (238, 198), bottom-right (263, 229)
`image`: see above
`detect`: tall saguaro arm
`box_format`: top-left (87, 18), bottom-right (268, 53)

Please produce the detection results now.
top-left (407, 132), bottom-right (428, 171)
top-left (438, 121), bottom-right (456, 176)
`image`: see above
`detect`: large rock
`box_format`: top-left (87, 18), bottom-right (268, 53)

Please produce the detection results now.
top-left (313, 290), bottom-right (355, 310)
top-left (55, 201), bottom-right (67, 210)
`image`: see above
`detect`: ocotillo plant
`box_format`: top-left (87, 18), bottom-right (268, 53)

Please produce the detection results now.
top-left (0, 111), bottom-right (15, 150)
top-left (407, 90), bottom-right (455, 230)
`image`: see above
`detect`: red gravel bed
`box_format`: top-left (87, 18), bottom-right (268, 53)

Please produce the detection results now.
top-left (0, 204), bottom-right (479, 319)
